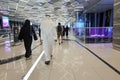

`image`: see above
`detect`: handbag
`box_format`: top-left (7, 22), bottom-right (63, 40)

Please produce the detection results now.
top-left (30, 26), bottom-right (38, 40)
top-left (33, 33), bottom-right (38, 40)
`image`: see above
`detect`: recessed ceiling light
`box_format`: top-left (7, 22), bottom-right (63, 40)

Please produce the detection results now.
top-left (20, 0), bottom-right (30, 3)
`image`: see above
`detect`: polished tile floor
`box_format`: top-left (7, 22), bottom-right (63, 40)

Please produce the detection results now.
top-left (0, 35), bottom-right (120, 80)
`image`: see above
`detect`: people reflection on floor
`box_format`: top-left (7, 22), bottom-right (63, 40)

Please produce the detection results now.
top-left (40, 15), bottom-right (55, 65)
top-left (18, 19), bottom-right (38, 60)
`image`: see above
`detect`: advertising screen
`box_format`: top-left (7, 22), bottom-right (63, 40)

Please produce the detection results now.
top-left (89, 27), bottom-right (113, 38)
top-left (2, 16), bottom-right (9, 28)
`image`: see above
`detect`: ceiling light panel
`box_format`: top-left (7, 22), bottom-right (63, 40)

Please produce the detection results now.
top-left (24, 5), bottom-right (32, 10)
top-left (19, 1), bottom-right (27, 6)
top-left (11, 0), bottom-right (19, 2)
top-left (20, 0), bottom-right (30, 3)
top-left (9, 3), bottom-right (18, 10)
top-left (63, 0), bottom-right (71, 2)
top-left (0, 0), bottom-right (9, 3)
top-left (35, 0), bottom-right (48, 3)
top-left (53, 1), bottom-right (62, 8)
top-left (35, 2), bottom-right (46, 7)
top-left (0, 2), bottom-right (9, 10)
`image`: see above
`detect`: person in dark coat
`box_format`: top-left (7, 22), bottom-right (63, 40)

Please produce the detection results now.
top-left (18, 19), bottom-right (37, 60)
top-left (65, 25), bottom-right (69, 38)
top-left (62, 25), bottom-right (65, 37)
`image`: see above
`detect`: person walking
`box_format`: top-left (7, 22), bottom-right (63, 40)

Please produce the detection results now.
top-left (40, 15), bottom-right (55, 65)
top-left (18, 19), bottom-right (38, 60)
top-left (56, 22), bottom-right (63, 45)
top-left (65, 25), bottom-right (69, 38)
top-left (62, 25), bottom-right (65, 38)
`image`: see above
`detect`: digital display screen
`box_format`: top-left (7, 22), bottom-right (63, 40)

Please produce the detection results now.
top-left (2, 16), bottom-right (9, 28)
top-left (89, 27), bottom-right (113, 38)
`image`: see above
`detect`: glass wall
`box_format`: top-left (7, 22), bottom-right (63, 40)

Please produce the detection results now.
top-left (73, 9), bottom-right (113, 43)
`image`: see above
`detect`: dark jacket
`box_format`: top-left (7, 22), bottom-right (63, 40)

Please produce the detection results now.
top-left (18, 26), bottom-right (37, 41)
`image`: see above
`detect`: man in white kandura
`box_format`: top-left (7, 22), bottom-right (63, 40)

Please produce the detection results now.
top-left (40, 15), bottom-right (56, 65)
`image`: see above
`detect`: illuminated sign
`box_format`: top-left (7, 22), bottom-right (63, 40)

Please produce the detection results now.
top-left (2, 16), bottom-right (9, 28)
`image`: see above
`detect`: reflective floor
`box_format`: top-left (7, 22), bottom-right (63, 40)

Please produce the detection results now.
top-left (0, 34), bottom-right (120, 80)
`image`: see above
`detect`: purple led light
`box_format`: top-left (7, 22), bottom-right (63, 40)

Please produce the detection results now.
top-left (89, 27), bottom-right (113, 38)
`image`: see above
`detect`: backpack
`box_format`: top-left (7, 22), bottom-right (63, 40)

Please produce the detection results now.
top-left (57, 25), bottom-right (62, 32)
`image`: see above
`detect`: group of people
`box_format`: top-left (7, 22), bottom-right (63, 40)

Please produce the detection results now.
top-left (18, 15), bottom-right (69, 65)
top-left (56, 22), bottom-right (69, 45)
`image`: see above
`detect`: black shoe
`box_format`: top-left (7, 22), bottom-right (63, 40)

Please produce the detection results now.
top-left (54, 40), bottom-right (57, 42)
top-left (45, 61), bottom-right (50, 65)
top-left (26, 55), bottom-right (32, 60)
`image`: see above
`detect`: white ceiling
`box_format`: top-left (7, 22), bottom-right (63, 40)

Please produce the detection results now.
top-left (0, 0), bottom-right (113, 24)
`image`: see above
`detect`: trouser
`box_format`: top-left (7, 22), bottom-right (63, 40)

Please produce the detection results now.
top-left (43, 38), bottom-right (52, 61)
top-left (24, 38), bottom-right (32, 58)
top-left (63, 31), bottom-right (65, 37)
top-left (66, 31), bottom-right (68, 37)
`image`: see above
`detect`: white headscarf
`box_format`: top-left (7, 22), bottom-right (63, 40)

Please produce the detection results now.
top-left (40, 15), bottom-right (56, 43)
